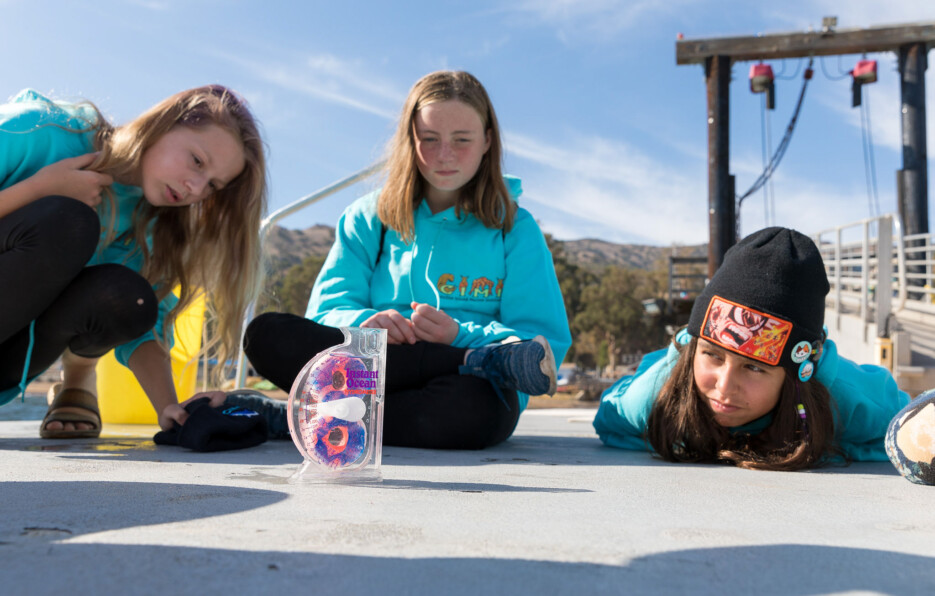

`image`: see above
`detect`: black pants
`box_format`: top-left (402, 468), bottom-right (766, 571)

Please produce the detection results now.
top-left (0, 197), bottom-right (159, 391)
top-left (244, 312), bottom-right (520, 449)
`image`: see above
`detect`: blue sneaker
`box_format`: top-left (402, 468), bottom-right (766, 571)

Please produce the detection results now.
top-left (224, 390), bottom-right (290, 440)
top-left (459, 336), bottom-right (557, 396)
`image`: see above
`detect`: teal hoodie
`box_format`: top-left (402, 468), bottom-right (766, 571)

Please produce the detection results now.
top-left (307, 177), bottom-right (571, 410)
top-left (0, 90), bottom-right (176, 405)
top-left (592, 329), bottom-right (910, 461)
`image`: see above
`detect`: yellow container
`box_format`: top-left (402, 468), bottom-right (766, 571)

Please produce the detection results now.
top-left (875, 337), bottom-right (894, 372)
top-left (97, 292), bottom-right (206, 424)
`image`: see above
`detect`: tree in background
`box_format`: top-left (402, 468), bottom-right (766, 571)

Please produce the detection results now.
top-left (256, 254), bottom-right (326, 316)
top-left (545, 233), bottom-right (597, 364)
top-left (571, 265), bottom-right (667, 375)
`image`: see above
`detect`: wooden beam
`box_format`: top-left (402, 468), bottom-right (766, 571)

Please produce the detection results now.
top-left (677, 22), bottom-right (935, 64)
top-left (706, 56), bottom-right (733, 274)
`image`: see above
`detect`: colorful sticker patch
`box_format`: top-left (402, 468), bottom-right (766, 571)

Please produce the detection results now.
top-left (700, 296), bottom-right (793, 366)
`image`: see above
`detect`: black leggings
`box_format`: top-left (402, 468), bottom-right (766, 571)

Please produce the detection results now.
top-left (0, 196), bottom-right (159, 390)
top-left (243, 312), bottom-right (520, 450)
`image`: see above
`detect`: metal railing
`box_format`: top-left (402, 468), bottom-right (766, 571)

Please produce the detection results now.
top-left (901, 230), bottom-right (935, 312)
top-left (232, 161), bottom-right (385, 388)
top-left (811, 214), bottom-right (905, 336)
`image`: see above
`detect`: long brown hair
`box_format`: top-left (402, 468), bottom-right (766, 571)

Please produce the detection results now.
top-left (377, 70), bottom-right (512, 242)
top-left (646, 335), bottom-right (839, 470)
top-left (86, 85), bottom-right (266, 384)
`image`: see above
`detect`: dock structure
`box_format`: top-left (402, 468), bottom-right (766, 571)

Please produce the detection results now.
top-left (677, 20), bottom-right (935, 274)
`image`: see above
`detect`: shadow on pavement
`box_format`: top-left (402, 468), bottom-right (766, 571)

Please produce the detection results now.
top-left (1, 481), bottom-right (287, 538)
top-left (2, 542), bottom-right (932, 594)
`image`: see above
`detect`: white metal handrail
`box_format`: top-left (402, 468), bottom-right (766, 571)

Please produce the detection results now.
top-left (232, 161), bottom-right (385, 388)
top-left (812, 214), bottom-right (903, 336)
top-left (900, 228), bottom-right (935, 312)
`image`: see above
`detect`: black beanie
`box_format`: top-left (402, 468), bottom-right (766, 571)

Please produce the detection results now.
top-left (154, 397), bottom-right (268, 452)
top-left (687, 227), bottom-right (829, 379)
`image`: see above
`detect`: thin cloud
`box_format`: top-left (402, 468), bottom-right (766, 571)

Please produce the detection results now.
top-left (506, 131), bottom-right (693, 189)
top-left (506, 124), bottom-right (887, 245)
top-left (508, 0), bottom-right (703, 41)
top-left (304, 54), bottom-right (406, 104)
top-left (804, 1), bottom-right (935, 29)
top-left (465, 36), bottom-right (511, 58)
top-left (207, 48), bottom-right (402, 120)
top-left (127, 0), bottom-right (169, 9)
top-left (526, 175), bottom-right (707, 245)
top-left (504, 130), bottom-right (707, 243)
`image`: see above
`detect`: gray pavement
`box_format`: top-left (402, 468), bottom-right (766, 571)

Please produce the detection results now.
top-left (2, 406), bottom-right (934, 595)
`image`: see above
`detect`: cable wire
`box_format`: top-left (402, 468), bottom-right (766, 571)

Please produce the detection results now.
top-left (774, 58), bottom-right (804, 80)
top-left (819, 55), bottom-right (850, 80)
top-left (758, 93), bottom-right (775, 228)
top-left (737, 57), bottom-right (815, 206)
top-left (860, 88), bottom-right (881, 218)
top-left (766, 95), bottom-right (775, 225)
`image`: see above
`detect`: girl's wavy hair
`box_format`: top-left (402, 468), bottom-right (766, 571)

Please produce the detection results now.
top-left (85, 85), bottom-right (267, 385)
top-left (646, 334), bottom-right (841, 471)
top-left (377, 70), bottom-right (513, 241)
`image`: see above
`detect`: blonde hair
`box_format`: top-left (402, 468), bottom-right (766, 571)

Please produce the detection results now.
top-left (87, 85), bottom-right (267, 384)
top-left (377, 70), bottom-right (513, 241)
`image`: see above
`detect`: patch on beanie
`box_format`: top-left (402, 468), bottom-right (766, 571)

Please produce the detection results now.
top-left (700, 296), bottom-right (792, 366)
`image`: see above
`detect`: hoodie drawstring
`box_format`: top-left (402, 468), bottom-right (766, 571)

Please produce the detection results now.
top-left (416, 217), bottom-right (446, 310)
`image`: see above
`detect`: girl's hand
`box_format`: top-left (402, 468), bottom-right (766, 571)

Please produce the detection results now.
top-left (410, 302), bottom-right (459, 345)
top-left (34, 153), bottom-right (113, 208)
top-left (158, 391), bottom-right (228, 431)
top-left (361, 309), bottom-right (416, 345)
top-left (182, 390), bottom-right (228, 408)
top-left (159, 403), bottom-right (188, 431)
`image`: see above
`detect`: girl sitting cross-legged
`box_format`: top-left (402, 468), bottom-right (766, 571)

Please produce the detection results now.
top-left (235, 70), bottom-right (571, 450)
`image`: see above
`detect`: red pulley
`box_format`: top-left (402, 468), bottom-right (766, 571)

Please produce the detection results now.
top-left (749, 63), bottom-right (774, 93)
top-left (852, 59), bottom-right (877, 84)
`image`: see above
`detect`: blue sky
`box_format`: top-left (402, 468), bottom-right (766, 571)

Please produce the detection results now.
top-left (3, 0), bottom-right (934, 246)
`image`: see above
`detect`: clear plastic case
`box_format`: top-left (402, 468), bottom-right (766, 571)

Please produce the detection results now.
top-left (287, 327), bottom-right (387, 483)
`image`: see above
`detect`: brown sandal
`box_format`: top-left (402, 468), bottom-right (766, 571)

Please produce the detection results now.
top-left (40, 385), bottom-right (101, 439)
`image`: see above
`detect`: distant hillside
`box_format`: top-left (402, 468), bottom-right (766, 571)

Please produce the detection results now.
top-left (262, 224), bottom-right (706, 272)
top-left (561, 238), bottom-right (705, 271)
top-left (264, 224), bottom-right (335, 269)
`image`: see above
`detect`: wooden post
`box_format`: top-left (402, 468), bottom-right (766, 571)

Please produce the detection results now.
top-left (898, 42), bottom-right (929, 238)
top-left (706, 55), bottom-right (733, 278)
top-left (898, 42), bottom-right (929, 297)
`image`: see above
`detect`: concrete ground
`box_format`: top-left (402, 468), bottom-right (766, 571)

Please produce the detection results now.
top-left (2, 397), bottom-right (934, 596)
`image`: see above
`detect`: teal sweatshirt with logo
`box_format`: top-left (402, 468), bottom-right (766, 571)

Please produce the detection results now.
top-left (306, 177), bottom-right (571, 411)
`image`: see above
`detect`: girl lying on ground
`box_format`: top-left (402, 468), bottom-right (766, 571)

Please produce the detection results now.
top-left (593, 227), bottom-right (909, 470)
